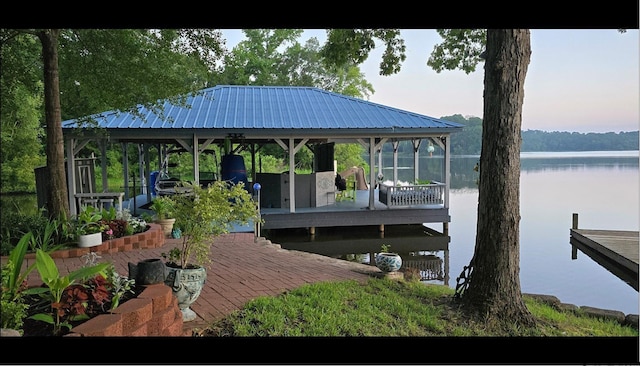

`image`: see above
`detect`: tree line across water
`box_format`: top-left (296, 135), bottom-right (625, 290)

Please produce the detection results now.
top-left (444, 114), bottom-right (639, 156)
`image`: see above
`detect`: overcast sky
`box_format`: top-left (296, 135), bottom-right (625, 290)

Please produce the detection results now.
top-left (221, 29), bottom-right (639, 134)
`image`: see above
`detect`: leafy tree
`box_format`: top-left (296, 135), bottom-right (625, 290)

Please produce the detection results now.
top-left (1, 29), bottom-right (226, 219)
top-left (0, 31), bottom-right (46, 193)
top-left (322, 28), bottom-right (537, 327)
top-left (214, 29), bottom-right (375, 172)
top-left (441, 114), bottom-right (483, 155)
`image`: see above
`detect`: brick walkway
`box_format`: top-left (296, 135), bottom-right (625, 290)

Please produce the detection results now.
top-left (25, 232), bottom-right (379, 335)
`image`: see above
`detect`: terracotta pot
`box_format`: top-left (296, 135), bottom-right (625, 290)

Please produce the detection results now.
top-left (154, 218), bottom-right (176, 237)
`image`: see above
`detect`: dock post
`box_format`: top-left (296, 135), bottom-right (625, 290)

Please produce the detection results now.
top-left (571, 213), bottom-right (578, 259)
top-left (309, 227), bottom-right (315, 235)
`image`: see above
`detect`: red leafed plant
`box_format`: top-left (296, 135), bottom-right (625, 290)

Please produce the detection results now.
top-left (54, 274), bottom-right (112, 319)
top-left (101, 219), bottom-right (128, 241)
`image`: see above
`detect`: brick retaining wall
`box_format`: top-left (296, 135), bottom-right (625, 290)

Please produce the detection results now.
top-left (41, 223), bottom-right (165, 259)
top-left (66, 284), bottom-right (188, 337)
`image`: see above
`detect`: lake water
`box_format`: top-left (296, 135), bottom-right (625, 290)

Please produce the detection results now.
top-left (272, 150), bottom-right (640, 315)
top-left (450, 151), bottom-right (638, 315)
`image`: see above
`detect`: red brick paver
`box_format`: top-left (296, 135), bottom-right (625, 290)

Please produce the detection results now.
top-left (18, 232), bottom-right (379, 334)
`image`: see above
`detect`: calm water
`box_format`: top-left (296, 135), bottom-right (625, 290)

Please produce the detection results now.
top-left (447, 151), bottom-right (639, 315)
top-left (274, 150), bottom-right (640, 315)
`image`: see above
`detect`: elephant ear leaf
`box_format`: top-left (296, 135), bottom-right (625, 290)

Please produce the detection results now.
top-left (7, 232), bottom-right (36, 296)
top-left (35, 249), bottom-right (59, 286)
top-left (68, 263), bottom-right (111, 282)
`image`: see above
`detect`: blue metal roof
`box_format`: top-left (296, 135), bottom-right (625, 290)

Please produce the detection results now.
top-left (62, 85), bottom-right (462, 135)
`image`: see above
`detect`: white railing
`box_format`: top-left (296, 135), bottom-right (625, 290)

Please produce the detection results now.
top-left (378, 182), bottom-right (444, 207)
top-left (75, 192), bottom-right (125, 214)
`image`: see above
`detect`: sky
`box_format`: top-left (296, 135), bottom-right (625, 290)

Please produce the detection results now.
top-left (221, 29), bottom-right (639, 134)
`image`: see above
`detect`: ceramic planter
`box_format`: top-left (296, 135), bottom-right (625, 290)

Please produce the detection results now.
top-left (164, 265), bottom-right (207, 322)
top-left (375, 252), bottom-right (402, 272)
top-left (78, 232), bottom-right (103, 248)
top-left (128, 258), bottom-right (167, 285)
top-left (154, 218), bottom-right (176, 237)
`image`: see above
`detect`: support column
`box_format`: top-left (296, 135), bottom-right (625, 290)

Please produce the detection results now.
top-left (288, 138), bottom-right (295, 213)
top-left (66, 137), bottom-right (77, 216)
top-left (193, 134), bottom-right (200, 186)
top-left (100, 139), bottom-right (108, 192)
top-left (122, 143), bottom-right (129, 201)
top-left (392, 140), bottom-right (399, 184)
top-left (413, 139), bottom-right (421, 184)
top-left (444, 136), bottom-right (451, 209)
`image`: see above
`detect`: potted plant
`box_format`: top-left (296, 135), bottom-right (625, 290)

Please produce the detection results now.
top-left (149, 195), bottom-right (176, 237)
top-left (161, 180), bottom-right (260, 321)
top-left (375, 244), bottom-right (402, 273)
top-left (75, 207), bottom-right (107, 248)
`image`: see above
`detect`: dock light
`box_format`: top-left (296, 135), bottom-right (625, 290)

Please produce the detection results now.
top-left (427, 142), bottom-right (435, 157)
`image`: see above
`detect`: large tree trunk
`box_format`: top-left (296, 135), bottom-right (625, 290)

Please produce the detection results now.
top-left (38, 29), bottom-right (70, 219)
top-left (457, 29), bottom-right (535, 326)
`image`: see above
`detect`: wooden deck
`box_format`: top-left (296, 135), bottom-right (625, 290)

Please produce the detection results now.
top-left (259, 189), bottom-right (450, 231)
top-left (570, 214), bottom-right (639, 291)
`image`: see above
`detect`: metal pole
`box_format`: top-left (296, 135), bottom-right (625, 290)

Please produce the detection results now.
top-left (253, 182), bottom-right (262, 242)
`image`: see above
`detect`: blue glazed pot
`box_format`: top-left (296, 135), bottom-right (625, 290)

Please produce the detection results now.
top-left (375, 253), bottom-right (402, 272)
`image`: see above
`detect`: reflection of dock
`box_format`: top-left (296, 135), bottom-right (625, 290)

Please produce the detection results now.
top-left (401, 253), bottom-right (449, 285)
top-left (570, 213), bottom-right (639, 291)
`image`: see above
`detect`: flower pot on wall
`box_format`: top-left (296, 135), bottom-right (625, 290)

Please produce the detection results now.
top-left (164, 265), bottom-right (207, 322)
top-left (375, 253), bottom-right (403, 272)
top-left (154, 218), bottom-right (176, 237)
top-left (78, 232), bottom-right (103, 248)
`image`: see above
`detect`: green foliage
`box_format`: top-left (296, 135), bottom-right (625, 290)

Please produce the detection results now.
top-left (0, 31), bottom-right (45, 194)
top-left (521, 130), bottom-right (639, 152)
top-left (213, 29), bottom-right (374, 100)
top-left (28, 218), bottom-right (73, 253)
top-left (1, 255), bottom-right (29, 332)
top-left (1, 232), bottom-right (37, 303)
top-left (334, 143), bottom-right (368, 173)
top-left (0, 263), bottom-right (29, 331)
top-left (170, 181), bottom-right (260, 269)
top-left (24, 249), bottom-right (110, 335)
top-left (321, 29), bottom-right (407, 76)
top-left (0, 209), bottom-right (75, 256)
top-left (380, 244), bottom-right (391, 253)
top-left (427, 29), bottom-right (487, 74)
top-left (149, 196), bottom-right (176, 220)
top-left (441, 114), bottom-right (483, 155)
top-left (57, 29), bottom-right (224, 122)
top-left (74, 206), bottom-right (106, 236)
top-left (104, 264), bottom-right (136, 311)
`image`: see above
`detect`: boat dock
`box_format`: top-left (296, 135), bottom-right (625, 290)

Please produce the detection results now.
top-left (570, 213), bottom-right (639, 291)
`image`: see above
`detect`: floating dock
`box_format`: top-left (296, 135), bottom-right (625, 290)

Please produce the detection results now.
top-left (570, 213), bottom-right (639, 291)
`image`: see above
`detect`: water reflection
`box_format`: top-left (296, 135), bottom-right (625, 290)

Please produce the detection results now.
top-left (266, 224), bottom-right (451, 286)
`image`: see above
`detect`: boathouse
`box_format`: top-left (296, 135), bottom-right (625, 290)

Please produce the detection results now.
top-left (60, 85), bottom-right (464, 233)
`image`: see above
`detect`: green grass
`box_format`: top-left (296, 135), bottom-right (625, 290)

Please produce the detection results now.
top-left (202, 278), bottom-right (638, 337)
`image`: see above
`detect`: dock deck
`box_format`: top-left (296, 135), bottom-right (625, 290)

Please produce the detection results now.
top-left (570, 214), bottom-right (639, 291)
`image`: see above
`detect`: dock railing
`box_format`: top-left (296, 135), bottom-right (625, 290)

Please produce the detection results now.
top-left (75, 192), bottom-right (125, 215)
top-left (379, 181), bottom-right (445, 207)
